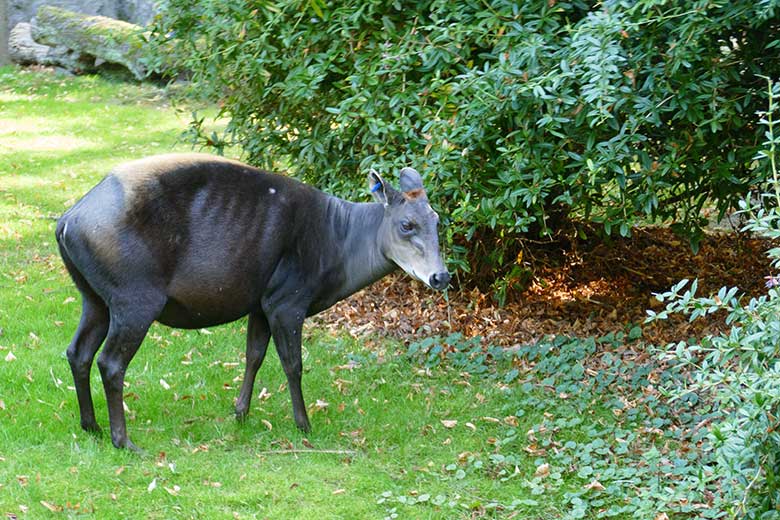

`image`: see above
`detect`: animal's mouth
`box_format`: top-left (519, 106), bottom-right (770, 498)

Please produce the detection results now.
top-left (407, 268), bottom-right (431, 288)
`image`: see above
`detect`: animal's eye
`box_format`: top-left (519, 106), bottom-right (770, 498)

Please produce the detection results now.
top-left (400, 220), bottom-right (415, 234)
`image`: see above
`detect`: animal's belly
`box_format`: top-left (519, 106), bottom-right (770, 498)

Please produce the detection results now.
top-left (158, 276), bottom-right (258, 329)
top-left (157, 298), bottom-right (251, 329)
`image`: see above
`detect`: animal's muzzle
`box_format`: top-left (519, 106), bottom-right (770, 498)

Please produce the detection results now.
top-left (429, 272), bottom-right (451, 291)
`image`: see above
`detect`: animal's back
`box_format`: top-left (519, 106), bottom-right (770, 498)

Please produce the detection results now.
top-left (57, 153), bottom-right (315, 328)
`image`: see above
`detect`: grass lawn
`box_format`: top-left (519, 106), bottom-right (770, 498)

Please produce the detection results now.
top-left (0, 67), bottom-right (697, 519)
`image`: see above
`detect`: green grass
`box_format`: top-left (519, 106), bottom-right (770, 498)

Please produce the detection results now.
top-left (0, 67), bottom-right (703, 519)
top-left (0, 66), bottom-right (547, 519)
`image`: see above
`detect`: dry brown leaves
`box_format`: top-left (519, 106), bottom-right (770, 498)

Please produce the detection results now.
top-left (314, 228), bottom-right (775, 347)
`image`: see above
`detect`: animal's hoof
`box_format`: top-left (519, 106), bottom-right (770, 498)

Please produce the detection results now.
top-left (235, 409), bottom-right (249, 422)
top-left (112, 436), bottom-right (145, 454)
top-left (126, 441), bottom-right (146, 455)
top-left (296, 419), bottom-right (311, 433)
top-left (81, 420), bottom-right (101, 434)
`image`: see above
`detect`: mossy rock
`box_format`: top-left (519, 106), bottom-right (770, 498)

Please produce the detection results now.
top-left (31, 5), bottom-right (147, 79)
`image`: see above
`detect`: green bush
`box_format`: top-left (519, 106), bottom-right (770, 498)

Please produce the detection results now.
top-left (647, 78), bottom-right (780, 519)
top-left (148, 0), bottom-right (780, 293)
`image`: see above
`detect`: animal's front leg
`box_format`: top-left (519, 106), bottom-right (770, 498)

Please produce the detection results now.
top-left (267, 308), bottom-right (310, 432)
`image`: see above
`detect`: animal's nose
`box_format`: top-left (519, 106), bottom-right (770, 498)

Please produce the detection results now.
top-left (429, 272), bottom-right (450, 291)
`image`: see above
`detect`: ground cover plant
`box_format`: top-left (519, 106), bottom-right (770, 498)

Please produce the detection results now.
top-left (0, 67), bottom-right (775, 519)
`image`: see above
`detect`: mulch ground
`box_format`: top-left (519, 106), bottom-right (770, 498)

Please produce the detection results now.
top-left (313, 227), bottom-right (776, 347)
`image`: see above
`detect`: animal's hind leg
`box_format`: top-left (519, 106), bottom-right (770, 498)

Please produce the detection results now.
top-left (67, 295), bottom-right (109, 433)
top-left (97, 291), bottom-right (165, 451)
top-left (235, 312), bottom-right (271, 420)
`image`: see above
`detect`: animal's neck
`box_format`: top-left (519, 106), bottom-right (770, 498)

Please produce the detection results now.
top-left (328, 197), bottom-right (396, 300)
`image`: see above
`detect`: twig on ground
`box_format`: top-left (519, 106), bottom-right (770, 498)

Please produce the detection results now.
top-left (256, 449), bottom-right (357, 456)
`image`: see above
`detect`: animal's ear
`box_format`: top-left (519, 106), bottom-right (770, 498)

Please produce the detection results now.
top-left (399, 167), bottom-right (426, 200)
top-left (368, 169), bottom-right (390, 205)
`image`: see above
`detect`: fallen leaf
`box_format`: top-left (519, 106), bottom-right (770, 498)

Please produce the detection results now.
top-left (159, 379), bottom-right (170, 390)
top-left (441, 419), bottom-right (458, 428)
top-left (333, 379), bottom-right (351, 394)
top-left (5, 352), bottom-right (16, 362)
top-left (261, 419), bottom-right (273, 431)
top-left (40, 501), bottom-right (62, 513)
top-left (534, 463), bottom-right (550, 478)
top-left (332, 489), bottom-right (345, 495)
top-left (334, 360), bottom-right (360, 371)
top-left (0, 400), bottom-right (5, 410)
top-left (147, 478), bottom-right (157, 492)
top-left (503, 415), bottom-right (519, 426)
top-left (63, 296), bottom-right (76, 304)
top-left (655, 514), bottom-right (669, 520)
top-left (465, 422), bottom-right (476, 431)
top-left (164, 485), bottom-right (180, 496)
top-left (584, 480), bottom-right (605, 491)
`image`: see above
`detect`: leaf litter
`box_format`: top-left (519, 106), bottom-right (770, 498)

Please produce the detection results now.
top-left (315, 227), bottom-right (772, 346)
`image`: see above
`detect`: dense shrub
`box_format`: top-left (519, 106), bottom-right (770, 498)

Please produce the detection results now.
top-left (147, 0), bottom-right (780, 294)
top-left (648, 79), bottom-right (780, 518)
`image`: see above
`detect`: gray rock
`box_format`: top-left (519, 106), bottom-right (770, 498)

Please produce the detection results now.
top-left (10, 0), bottom-right (118, 29)
top-left (118, 0), bottom-right (154, 25)
top-left (8, 21), bottom-right (89, 71)
top-left (9, 0), bottom-right (154, 28)
top-left (31, 6), bottom-right (147, 79)
top-left (9, 22), bottom-right (50, 64)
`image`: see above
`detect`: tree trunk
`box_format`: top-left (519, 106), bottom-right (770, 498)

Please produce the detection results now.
top-left (31, 5), bottom-right (146, 79)
top-left (0, 0), bottom-right (9, 66)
